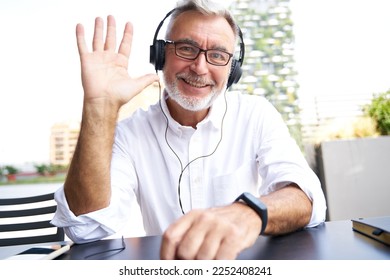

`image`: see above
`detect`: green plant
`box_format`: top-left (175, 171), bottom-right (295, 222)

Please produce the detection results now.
top-left (365, 90), bottom-right (390, 135)
top-left (4, 165), bottom-right (18, 175)
top-left (34, 163), bottom-right (68, 176)
top-left (35, 164), bottom-right (48, 176)
top-left (47, 164), bottom-right (65, 175)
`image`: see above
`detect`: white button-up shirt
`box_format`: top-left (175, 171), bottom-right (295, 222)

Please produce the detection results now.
top-left (52, 91), bottom-right (326, 243)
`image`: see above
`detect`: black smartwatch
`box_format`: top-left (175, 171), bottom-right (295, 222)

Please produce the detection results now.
top-left (234, 192), bottom-right (268, 235)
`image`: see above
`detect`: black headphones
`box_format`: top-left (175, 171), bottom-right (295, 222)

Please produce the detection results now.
top-left (150, 8), bottom-right (245, 88)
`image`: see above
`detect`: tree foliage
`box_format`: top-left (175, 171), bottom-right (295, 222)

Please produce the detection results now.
top-left (365, 90), bottom-right (390, 135)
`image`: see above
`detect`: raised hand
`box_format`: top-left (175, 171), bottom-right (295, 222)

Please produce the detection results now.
top-left (76, 15), bottom-right (159, 109)
top-left (64, 16), bottom-right (159, 216)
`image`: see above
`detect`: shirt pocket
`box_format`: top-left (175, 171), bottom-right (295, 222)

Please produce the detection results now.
top-left (211, 160), bottom-right (260, 207)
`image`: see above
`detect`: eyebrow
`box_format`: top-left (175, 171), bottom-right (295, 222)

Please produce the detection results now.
top-left (173, 38), bottom-right (230, 52)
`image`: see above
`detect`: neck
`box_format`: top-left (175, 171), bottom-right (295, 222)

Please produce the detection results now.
top-left (166, 97), bottom-right (209, 128)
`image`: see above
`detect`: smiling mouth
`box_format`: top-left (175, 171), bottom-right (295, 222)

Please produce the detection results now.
top-left (181, 78), bottom-right (209, 88)
top-left (181, 78), bottom-right (213, 88)
top-left (177, 73), bottom-right (215, 89)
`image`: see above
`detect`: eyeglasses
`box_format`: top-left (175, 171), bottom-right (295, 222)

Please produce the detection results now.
top-left (165, 40), bottom-right (233, 66)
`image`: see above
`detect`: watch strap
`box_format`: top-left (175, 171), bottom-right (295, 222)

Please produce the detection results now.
top-left (235, 192), bottom-right (268, 235)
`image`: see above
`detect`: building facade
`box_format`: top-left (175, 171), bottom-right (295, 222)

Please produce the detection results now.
top-left (230, 0), bottom-right (302, 145)
top-left (49, 121), bottom-right (80, 166)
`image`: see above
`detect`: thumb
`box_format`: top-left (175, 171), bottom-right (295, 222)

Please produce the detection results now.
top-left (132, 73), bottom-right (160, 93)
top-left (116, 73), bottom-right (160, 107)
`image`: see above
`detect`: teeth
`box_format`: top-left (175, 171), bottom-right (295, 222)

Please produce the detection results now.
top-left (184, 79), bottom-right (207, 88)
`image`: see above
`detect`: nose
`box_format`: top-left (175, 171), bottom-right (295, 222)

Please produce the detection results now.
top-left (189, 51), bottom-right (209, 75)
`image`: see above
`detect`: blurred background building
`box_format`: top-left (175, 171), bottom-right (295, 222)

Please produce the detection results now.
top-left (49, 121), bottom-right (80, 166)
top-left (229, 0), bottom-right (373, 146)
top-left (230, 0), bottom-right (303, 145)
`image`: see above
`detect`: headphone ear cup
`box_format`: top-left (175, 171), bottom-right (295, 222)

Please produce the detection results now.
top-left (227, 59), bottom-right (242, 88)
top-left (150, 40), bottom-right (166, 71)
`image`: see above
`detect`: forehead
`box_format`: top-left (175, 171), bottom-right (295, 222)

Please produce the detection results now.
top-left (168, 11), bottom-right (236, 50)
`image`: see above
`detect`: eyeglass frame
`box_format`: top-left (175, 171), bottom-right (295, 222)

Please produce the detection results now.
top-left (164, 40), bottom-right (234, 66)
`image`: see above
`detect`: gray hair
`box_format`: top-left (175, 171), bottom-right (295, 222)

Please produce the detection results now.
top-left (166, 0), bottom-right (239, 39)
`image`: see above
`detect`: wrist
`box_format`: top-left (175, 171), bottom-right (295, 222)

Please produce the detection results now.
top-left (82, 99), bottom-right (119, 127)
top-left (234, 192), bottom-right (268, 235)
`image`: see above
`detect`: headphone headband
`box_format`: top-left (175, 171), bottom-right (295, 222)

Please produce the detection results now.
top-left (151, 9), bottom-right (176, 47)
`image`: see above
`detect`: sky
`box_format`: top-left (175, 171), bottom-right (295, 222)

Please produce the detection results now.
top-left (1, 0), bottom-right (389, 166)
top-left (290, 0), bottom-right (390, 124)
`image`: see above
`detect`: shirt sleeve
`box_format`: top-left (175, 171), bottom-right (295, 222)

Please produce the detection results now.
top-left (51, 183), bottom-right (135, 244)
top-left (51, 123), bottom-right (140, 244)
top-left (255, 98), bottom-right (327, 227)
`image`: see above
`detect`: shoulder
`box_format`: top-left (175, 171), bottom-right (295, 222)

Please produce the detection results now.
top-left (118, 102), bottom-right (161, 127)
top-left (226, 91), bottom-right (279, 118)
top-left (115, 102), bottom-right (162, 138)
top-left (227, 91), bottom-right (273, 108)
top-left (225, 91), bottom-right (288, 138)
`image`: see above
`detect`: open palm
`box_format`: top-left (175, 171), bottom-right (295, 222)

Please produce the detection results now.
top-left (76, 15), bottom-right (158, 108)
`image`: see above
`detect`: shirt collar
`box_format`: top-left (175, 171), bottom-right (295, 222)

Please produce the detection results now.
top-left (201, 91), bottom-right (226, 130)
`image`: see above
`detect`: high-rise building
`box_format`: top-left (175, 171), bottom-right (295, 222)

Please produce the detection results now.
top-left (229, 0), bottom-right (302, 145)
top-left (49, 121), bottom-right (80, 166)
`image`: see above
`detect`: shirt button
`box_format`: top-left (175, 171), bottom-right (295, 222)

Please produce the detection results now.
top-left (194, 177), bottom-right (201, 184)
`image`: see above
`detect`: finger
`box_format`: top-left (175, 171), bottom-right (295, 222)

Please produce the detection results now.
top-left (175, 225), bottom-right (207, 259)
top-left (194, 231), bottom-right (222, 260)
top-left (76, 23), bottom-right (88, 55)
top-left (160, 224), bottom-right (188, 259)
top-left (104, 15), bottom-right (116, 51)
top-left (118, 22), bottom-right (133, 59)
top-left (174, 215), bottom-right (212, 259)
top-left (215, 237), bottom-right (241, 260)
top-left (160, 229), bottom-right (183, 260)
top-left (130, 74), bottom-right (160, 95)
top-left (160, 211), bottom-right (199, 260)
top-left (160, 235), bottom-right (179, 259)
top-left (92, 17), bottom-right (104, 51)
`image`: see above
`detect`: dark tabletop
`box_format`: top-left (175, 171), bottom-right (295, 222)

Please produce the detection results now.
top-left (57, 220), bottom-right (390, 260)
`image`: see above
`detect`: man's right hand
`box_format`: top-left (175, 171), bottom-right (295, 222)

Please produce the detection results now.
top-left (76, 15), bottom-right (159, 109)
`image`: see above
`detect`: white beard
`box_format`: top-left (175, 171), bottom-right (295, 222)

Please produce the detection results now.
top-left (163, 72), bottom-right (222, 112)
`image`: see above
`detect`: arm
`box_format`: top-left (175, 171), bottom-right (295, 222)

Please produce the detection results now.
top-left (259, 183), bottom-right (312, 234)
top-left (160, 184), bottom-right (312, 260)
top-left (64, 16), bottom-right (159, 216)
